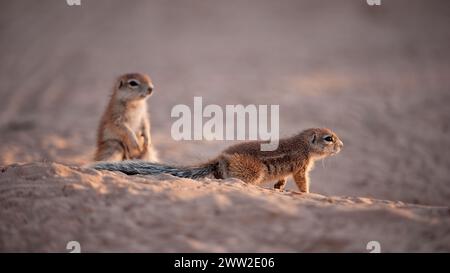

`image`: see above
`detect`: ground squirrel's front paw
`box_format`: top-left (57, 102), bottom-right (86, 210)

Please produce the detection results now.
top-left (274, 179), bottom-right (287, 191)
top-left (128, 143), bottom-right (143, 159)
top-left (136, 146), bottom-right (149, 159)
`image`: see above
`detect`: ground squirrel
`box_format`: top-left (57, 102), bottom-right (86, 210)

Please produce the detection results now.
top-left (94, 73), bottom-right (158, 162)
top-left (92, 128), bottom-right (342, 193)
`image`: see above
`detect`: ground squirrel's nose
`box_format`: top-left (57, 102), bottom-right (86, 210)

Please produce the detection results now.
top-left (148, 85), bottom-right (154, 93)
top-left (338, 140), bottom-right (344, 147)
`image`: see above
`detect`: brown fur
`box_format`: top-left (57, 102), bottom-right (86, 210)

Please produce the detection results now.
top-left (93, 128), bottom-right (342, 193)
top-left (94, 73), bottom-right (158, 162)
top-left (213, 128), bottom-right (343, 193)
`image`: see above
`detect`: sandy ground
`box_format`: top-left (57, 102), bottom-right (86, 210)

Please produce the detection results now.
top-left (1, 162), bottom-right (449, 252)
top-left (1, 0), bottom-right (450, 252)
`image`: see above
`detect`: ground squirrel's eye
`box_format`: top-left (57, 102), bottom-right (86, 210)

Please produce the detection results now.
top-left (324, 136), bottom-right (333, 142)
top-left (128, 80), bottom-right (140, 87)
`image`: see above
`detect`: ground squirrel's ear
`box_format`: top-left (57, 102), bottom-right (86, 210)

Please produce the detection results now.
top-left (311, 133), bottom-right (317, 144)
top-left (118, 80), bottom-right (124, 89)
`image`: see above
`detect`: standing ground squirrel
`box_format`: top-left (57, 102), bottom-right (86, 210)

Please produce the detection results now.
top-left (94, 73), bottom-right (158, 162)
top-left (92, 128), bottom-right (343, 193)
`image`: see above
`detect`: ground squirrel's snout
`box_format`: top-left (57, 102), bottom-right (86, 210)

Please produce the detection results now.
top-left (333, 139), bottom-right (343, 155)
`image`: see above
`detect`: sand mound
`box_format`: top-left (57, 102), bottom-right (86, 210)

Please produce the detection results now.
top-left (1, 162), bottom-right (449, 252)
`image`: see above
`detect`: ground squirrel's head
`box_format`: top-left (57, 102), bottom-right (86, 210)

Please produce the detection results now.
top-left (301, 128), bottom-right (343, 159)
top-left (115, 73), bottom-right (154, 101)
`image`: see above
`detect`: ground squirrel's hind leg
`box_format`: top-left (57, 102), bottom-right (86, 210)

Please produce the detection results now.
top-left (293, 168), bottom-right (309, 193)
top-left (95, 140), bottom-right (127, 161)
top-left (225, 154), bottom-right (265, 184)
top-left (274, 177), bottom-right (287, 191)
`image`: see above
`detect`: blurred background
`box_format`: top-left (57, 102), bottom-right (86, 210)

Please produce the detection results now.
top-left (0, 0), bottom-right (449, 205)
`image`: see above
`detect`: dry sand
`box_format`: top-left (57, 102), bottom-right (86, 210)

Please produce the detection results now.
top-left (1, 162), bottom-right (449, 252)
top-left (0, 0), bottom-right (450, 252)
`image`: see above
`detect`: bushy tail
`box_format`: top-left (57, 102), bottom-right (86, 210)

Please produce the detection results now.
top-left (91, 160), bottom-right (218, 179)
